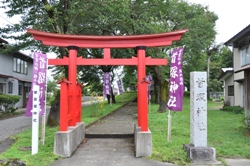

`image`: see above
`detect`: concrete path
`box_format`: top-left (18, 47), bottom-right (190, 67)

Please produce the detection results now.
top-left (85, 102), bottom-right (137, 136)
top-left (51, 138), bottom-right (175, 166)
top-left (224, 158), bottom-right (250, 166)
top-left (0, 115), bottom-right (31, 142)
top-left (51, 102), bottom-right (176, 166)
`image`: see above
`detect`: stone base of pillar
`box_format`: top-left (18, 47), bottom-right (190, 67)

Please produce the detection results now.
top-left (134, 124), bottom-right (152, 157)
top-left (183, 144), bottom-right (216, 162)
top-left (54, 122), bottom-right (85, 157)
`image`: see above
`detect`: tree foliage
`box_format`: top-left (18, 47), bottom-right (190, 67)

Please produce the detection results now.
top-left (208, 45), bottom-right (233, 92)
top-left (0, 0), bottom-right (219, 113)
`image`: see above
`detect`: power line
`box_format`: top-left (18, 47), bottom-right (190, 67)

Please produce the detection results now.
top-left (0, 14), bottom-right (14, 25)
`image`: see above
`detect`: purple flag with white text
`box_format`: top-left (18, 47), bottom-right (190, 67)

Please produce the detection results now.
top-left (167, 47), bottom-right (184, 111)
top-left (117, 79), bottom-right (123, 95)
top-left (103, 72), bottom-right (110, 95)
top-left (25, 52), bottom-right (47, 116)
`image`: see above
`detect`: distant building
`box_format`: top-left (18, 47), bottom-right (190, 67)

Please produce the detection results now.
top-left (224, 24), bottom-right (250, 113)
top-left (0, 38), bottom-right (33, 108)
top-left (218, 68), bottom-right (234, 106)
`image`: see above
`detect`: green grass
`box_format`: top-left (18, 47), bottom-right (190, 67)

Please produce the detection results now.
top-left (208, 110), bottom-right (250, 158)
top-left (148, 97), bottom-right (250, 165)
top-left (1, 93), bottom-right (250, 166)
top-left (0, 126), bottom-right (59, 166)
top-left (0, 92), bottom-right (136, 166)
top-left (0, 111), bottom-right (24, 119)
top-left (148, 96), bottom-right (190, 165)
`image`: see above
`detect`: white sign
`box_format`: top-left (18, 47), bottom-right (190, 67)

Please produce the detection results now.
top-left (32, 85), bottom-right (40, 155)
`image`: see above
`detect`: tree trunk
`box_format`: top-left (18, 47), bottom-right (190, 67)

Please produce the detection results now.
top-left (154, 66), bottom-right (169, 113)
top-left (157, 79), bottom-right (168, 113)
top-left (153, 77), bottom-right (159, 104)
top-left (207, 55), bottom-right (211, 84)
top-left (46, 48), bottom-right (68, 126)
top-left (107, 87), bottom-right (116, 104)
top-left (47, 92), bottom-right (60, 127)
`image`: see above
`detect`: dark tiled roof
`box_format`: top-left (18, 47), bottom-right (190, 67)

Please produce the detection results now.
top-left (13, 52), bottom-right (33, 62)
top-left (224, 24), bottom-right (250, 47)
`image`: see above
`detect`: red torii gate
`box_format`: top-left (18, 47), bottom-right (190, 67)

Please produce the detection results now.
top-left (27, 29), bottom-right (188, 133)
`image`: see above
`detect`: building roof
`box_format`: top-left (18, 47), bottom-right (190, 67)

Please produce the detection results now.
top-left (221, 67), bottom-right (233, 72)
top-left (224, 24), bottom-right (250, 47)
top-left (218, 68), bottom-right (233, 81)
top-left (0, 38), bottom-right (8, 44)
top-left (13, 52), bottom-right (33, 62)
top-left (0, 38), bottom-right (33, 62)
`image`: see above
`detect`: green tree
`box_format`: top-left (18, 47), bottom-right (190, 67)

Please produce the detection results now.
top-left (47, 79), bottom-right (57, 94)
top-left (125, 0), bottom-right (218, 112)
top-left (220, 46), bottom-right (233, 68)
top-left (207, 45), bottom-right (233, 93)
top-left (0, 0), bottom-right (218, 114)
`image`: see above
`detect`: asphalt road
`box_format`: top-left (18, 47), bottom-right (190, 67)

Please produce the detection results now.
top-left (0, 101), bottom-right (94, 142)
top-left (0, 115), bottom-right (31, 142)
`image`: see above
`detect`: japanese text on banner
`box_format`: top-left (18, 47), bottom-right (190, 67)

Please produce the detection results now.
top-left (117, 79), bottom-right (123, 95)
top-left (25, 52), bottom-right (47, 117)
top-left (103, 72), bottom-right (110, 95)
top-left (167, 47), bottom-right (184, 111)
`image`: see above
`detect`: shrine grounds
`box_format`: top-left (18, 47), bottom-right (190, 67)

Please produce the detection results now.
top-left (1, 91), bottom-right (250, 165)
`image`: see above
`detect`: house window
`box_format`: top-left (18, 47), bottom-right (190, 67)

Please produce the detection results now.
top-left (13, 58), bottom-right (17, 71)
top-left (13, 57), bottom-right (28, 74)
top-left (228, 85), bottom-right (234, 96)
top-left (241, 46), bottom-right (250, 66)
top-left (0, 83), bottom-right (6, 93)
top-left (18, 85), bottom-right (22, 95)
top-left (8, 81), bottom-right (13, 93)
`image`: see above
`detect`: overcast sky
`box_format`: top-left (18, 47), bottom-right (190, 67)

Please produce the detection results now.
top-left (187, 0), bottom-right (249, 44)
top-left (1, 0), bottom-right (249, 44)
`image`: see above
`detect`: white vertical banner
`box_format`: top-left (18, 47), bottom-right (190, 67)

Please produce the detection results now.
top-left (32, 85), bottom-right (40, 155)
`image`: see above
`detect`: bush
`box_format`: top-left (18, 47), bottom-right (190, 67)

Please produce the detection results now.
top-left (220, 105), bottom-right (244, 114)
top-left (0, 94), bottom-right (20, 113)
top-left (184, 91), bottom-right (190, 97)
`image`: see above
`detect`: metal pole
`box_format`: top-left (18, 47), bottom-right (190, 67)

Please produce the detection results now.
top-left (167, 110), bottom-right (172, 142)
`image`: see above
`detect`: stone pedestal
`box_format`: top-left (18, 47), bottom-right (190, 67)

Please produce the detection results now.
top-left (183, 144), bottom-right (216, 161)
top-left (134, 125), bottom-right (152, 157)
top-left (54, 122), bottom-right (85, 157)
top-left (185, 72), bottom-right (216, 162)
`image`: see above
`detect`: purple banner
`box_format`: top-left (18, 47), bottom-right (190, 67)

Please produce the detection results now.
top-left (25, 52), bottom-right (47, 117)
top-left (103, 72), bottom-right (110, 95)
top-left (167, 47), bottom-right (184, 111)
top-left (146, 74), bottom-right (153, 101)
top-left (117, 79), bottom-right (123, 95)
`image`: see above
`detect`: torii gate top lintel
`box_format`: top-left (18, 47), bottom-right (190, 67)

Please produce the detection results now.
top-left (26, 28), bottom-right (188, 48)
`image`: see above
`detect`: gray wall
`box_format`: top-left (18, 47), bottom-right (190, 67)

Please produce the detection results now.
top-left (0, 53), bottom-right (32, 108)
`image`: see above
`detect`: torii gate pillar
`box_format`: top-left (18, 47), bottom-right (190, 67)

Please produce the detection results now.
top-left (135, 46), bottom-right (152, 157)
top-left (136, 46), bottom-right (148, 131)
top-left (68, 46), bottom-right (78, 126)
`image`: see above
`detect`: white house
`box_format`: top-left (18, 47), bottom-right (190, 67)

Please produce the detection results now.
top-left (224, 24), bottom-right (250, 113)
top-left (0, 38), bottom-right (33, 108)
top-left (218, 68), bottom-right (234, 106)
